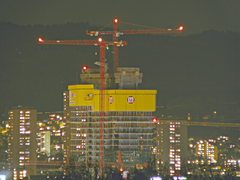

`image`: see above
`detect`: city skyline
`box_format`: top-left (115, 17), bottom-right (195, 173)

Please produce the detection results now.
top-left (1, 1), bottom-right (240, 179)
top-left (3, 106), bottom-right (240, 179)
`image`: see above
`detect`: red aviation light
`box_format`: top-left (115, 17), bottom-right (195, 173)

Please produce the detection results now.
top-left (38, 37), bottom-right (44, 42)
top-left (114, 18), bottom-right (119, 24)
top-left (152, 117), bottom-right (157, 123)
top-left (98, 37), bottom-right (103, 42)
top-left (179, 25), bottom-right (184, 31)
top-left (82, 65), bottom-right (88, 71)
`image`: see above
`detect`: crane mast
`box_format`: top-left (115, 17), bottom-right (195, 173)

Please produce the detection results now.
top-left (113, 18), bottom-right (119, 74)
top-left (99, 43), bottom-right (106, 176)
top-left (38, 37), bottom-right (127, 177)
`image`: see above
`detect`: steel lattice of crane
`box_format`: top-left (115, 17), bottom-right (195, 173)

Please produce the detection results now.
top-left (157, 120), bottom-right (240, 128)
top-left (86, 18), bottom-right (184, 73)
top-left (38, 37), bottom-right (127, 177)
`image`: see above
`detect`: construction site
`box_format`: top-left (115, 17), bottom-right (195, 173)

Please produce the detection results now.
top-left (64, 67), bottom-right (156, 167)
top-left (37, 18), bottom-right (185, 176)
top-left (36, 19), bottom-right (240, 178)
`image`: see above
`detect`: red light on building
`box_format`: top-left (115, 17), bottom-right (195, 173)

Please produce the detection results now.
top-left (179, 26), bottom-right (184, 31)
top-left (98, 37), bottom-right (103, 42)
top-left (82, 65), bottom-right (88, 71)
top-left (152, 117), bottom-right (157, 123)
top-left (38, 37), bottom-right (43, 42)
top-left (114, 18), bottom-right (119, 24)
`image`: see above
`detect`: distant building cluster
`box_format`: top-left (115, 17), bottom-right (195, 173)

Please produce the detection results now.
top-left (1, 67), bottom-right (240, 180)
top-left (186, 135), bottom-right (240, 175)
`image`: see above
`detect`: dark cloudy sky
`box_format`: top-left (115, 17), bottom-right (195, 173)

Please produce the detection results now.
top-left (1, 0), bottom-right (240, 119)
top-left (1, 0), bottom-right (240, 35)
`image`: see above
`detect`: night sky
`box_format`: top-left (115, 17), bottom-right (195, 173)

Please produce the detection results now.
top-left (1, 0), bottom-right (240, 35)
top-left (1, 0), bottom-right (240, 139)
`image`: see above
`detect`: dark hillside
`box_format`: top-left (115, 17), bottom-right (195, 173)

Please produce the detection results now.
top-left (1, 22), bottom-right (240, 121)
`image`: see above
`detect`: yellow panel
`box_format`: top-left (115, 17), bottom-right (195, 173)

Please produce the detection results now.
top-left (93, 93), bottom-right (99, 111)
top-left (69, 84), bottom-right (95, 107)
top-left (136, 94), bottom-right (145, 110)
top-left (68, 84), bottom-right (157, 112)
top-left (106, 91), bottom-right (116, 111)
top-left (214, 146), bottom-right (218, 160)
top-left (114, 94), bottom-right (126, 111)
top-left (125, 95), bottom-right (136, 111)
top-left (145, 95), bottom-right (156, 111)
top-left (69, 84), bottom-right (94, 90)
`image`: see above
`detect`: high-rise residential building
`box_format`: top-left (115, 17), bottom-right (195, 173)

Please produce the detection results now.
top-left (36, 113), bottom-right (64, 159)
top-left (8, 106), bottom-right (37, 179)
top-left (195, 140), bottom-right (218, 164)
top-left (62, 67), bottom-right (157, 168)
top-left (39, 131), bottom-right (51, 156)
top-left (156, 119), bottom-right (188, 176)
top-left (62, 91), bottom-right (70, 164)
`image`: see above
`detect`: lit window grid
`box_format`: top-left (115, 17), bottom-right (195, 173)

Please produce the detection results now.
top-left (167, 122), bottom-right (182, 173)
top-left (67, 106), bottom-right (155, 163)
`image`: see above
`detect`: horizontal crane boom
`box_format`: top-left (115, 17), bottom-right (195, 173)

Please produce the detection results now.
top-left (38, 38), bottom-right (127, 46)
top-left (86, 27), bottom-right (183, 36)
top-left (158, 120), bottom-right (240, 128)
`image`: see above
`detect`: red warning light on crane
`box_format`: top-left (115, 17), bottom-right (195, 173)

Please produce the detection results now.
top-left (98, 37), bottom-right (103, 42)
top-left (152, 117), bottom-right (157, 123)
top-left (38, 37), bottom-right (44, 42)
top-left (114, 18), bottom-right (119, 24)
top-left (82, 65), bottom-right (88, 71)
top-left (179, 26), bottom-right (184, 31)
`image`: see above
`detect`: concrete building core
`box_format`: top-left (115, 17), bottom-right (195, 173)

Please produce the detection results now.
top-left (114, 67), bottom-right (143, 89)
top-left (80, 67), bottom-right (143, 89)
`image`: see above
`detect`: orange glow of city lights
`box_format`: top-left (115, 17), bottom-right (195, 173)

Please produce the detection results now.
top-left (179, 26), bottom-right (184, 31)
top-left (114, 18), bottom-right (119, 24)
top-left (82, 65), bottom-right (88, 71)
top-left (38, 37), bottom-right (44, 42)
top-left (98, 37), bottom-right (103, 42)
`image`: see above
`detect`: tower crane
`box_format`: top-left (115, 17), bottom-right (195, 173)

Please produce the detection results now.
top-left (152, 118), bottom-right (240, 127)
top-left (38, 37), bottom-right (127, 177)
top-left (86, 18), bottom-right (184, 73)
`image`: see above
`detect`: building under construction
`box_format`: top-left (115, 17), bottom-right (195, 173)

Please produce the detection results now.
top-left (63, 67), bottom-right (157, 168)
